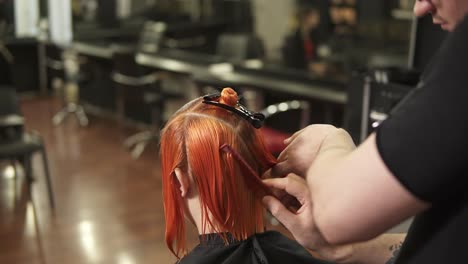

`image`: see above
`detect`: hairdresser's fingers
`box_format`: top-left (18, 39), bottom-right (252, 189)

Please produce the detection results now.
top-left (263, 168), bottom-right (272, 179)
top-left (284, 127), bottom-right (306, 145)
top-left (269, 160), bottom-right (292, 178)
top-left (276, 141), bottom-right (293, 162)
top-left (278, 131), bottom-right (303, 162)
top-left (263, 174), bottom-right (309, 203)
top-left (262, 195), bottom-right (297, 229)
top-left (263, 168), bottom-right (284, 180)
top-left (276, 148), bottom-right (288, 162)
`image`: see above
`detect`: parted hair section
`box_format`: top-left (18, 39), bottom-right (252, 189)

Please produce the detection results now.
top-left (160, 88), bottom-right (276, 258)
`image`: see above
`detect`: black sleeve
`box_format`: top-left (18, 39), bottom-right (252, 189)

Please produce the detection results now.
top-left (281, 31), bottom-right (307, 70)
top-left (376, 16), bottom-right (468, 203)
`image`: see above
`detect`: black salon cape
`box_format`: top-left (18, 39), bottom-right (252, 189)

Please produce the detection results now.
top-left (177, 231), bottom-right (333, 264)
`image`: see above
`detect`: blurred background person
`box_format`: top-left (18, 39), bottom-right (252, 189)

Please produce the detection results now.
top-left (281, 1), bottom-right (332, 76)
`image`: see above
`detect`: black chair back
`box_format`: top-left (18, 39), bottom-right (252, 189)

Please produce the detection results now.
top-left (216, 33), bottom-right (265, 62)
top-left (45, 45), bottom-right (65, 90)
top-left (0, 86), bottom-right (20, 115)
top-left (113, 51), bottom-right (141, 77)
top-left (0, 87), bottom-right (23, 142)
top-left (138, 21), bottom-right (167, 54)
top-left (0, 87), bottom-right (55, 209)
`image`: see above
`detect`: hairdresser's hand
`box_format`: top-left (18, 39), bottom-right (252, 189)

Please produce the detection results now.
top-left (263, 174), bottom-right (354, 263)
top-left (266, 125), bottom-right (355, 179)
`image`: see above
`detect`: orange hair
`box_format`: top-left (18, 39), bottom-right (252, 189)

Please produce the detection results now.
top-left (160, 88), bottom-right (276, 258)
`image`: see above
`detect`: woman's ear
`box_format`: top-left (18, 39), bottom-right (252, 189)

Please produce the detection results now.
top-left (174, 168), bottom-right (190, 198)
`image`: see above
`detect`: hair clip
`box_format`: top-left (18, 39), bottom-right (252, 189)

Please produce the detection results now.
top-left (202, 93), bottom-right (265, 129)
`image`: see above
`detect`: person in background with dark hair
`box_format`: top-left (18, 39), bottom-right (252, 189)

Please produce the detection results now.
top-left (282, 5), bottom-right (320, 69)
top-left (282, 4), bottom-right (330, 76)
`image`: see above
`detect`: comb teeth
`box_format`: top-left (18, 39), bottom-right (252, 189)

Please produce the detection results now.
top-left (219, 144), bottom-right (273, 199)
top-left (220, 144), bottom-right (302, 213)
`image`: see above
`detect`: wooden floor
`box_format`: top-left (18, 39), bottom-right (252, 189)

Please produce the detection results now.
top-left (0, 96), bottom-right (296, 264)
top-left (0, 97), bottom-right (201, 264)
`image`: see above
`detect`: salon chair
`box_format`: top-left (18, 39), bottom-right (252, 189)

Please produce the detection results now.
top-left (113, 50), bottom-right (188, 158)
top-left (113, 21), bottom-right (190, 159)
top-left (52, 49), bottom-right (89, 126)
top-left (344, 68), bottom-right (419, 144)
top-left (45, 44), bottom-right (65, 94)
top-left (0, 87), bottom-right (55, 208)
top-left (112, 48), bottom-right (166, 158)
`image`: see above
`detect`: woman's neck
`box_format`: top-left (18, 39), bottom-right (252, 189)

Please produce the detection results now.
top-left (185, 195), bottom-right (226, 235)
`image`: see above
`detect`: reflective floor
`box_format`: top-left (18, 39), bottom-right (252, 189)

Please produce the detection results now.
top-left (0, 97), bottom-right (296, 264)
top-left (0, 97), bottom-right (200, 264)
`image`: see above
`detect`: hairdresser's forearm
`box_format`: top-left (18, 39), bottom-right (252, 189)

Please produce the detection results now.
top-left (344, 233), bottom-right (406, 264)
top-left (307, 134), bottom-right (427, 245)
top-left (307, 233), bottom-right (406, 264)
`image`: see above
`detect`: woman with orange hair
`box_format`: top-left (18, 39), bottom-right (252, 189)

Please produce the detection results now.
top-left (160, 87), bottom-right (331, 263)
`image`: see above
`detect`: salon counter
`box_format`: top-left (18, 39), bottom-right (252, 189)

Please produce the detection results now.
top-left (135, 51), bottom-right (347, 105)
top-left (73, 41), bottom-right (136, 59)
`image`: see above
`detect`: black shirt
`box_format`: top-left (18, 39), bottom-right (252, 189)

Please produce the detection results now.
top-left (376, 16), bottom-right (468, 263)
top-left (178, 231), bottom-right (332, 264)
top-left (282, 30), bottom-right (312, 70)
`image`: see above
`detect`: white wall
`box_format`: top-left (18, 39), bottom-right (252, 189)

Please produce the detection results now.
top-left (48, 0), bottom-right (73, 46)
top-left (14, 0), bottom-right (40, 37)
top-left (252, 0), bottom-right (295, 61)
